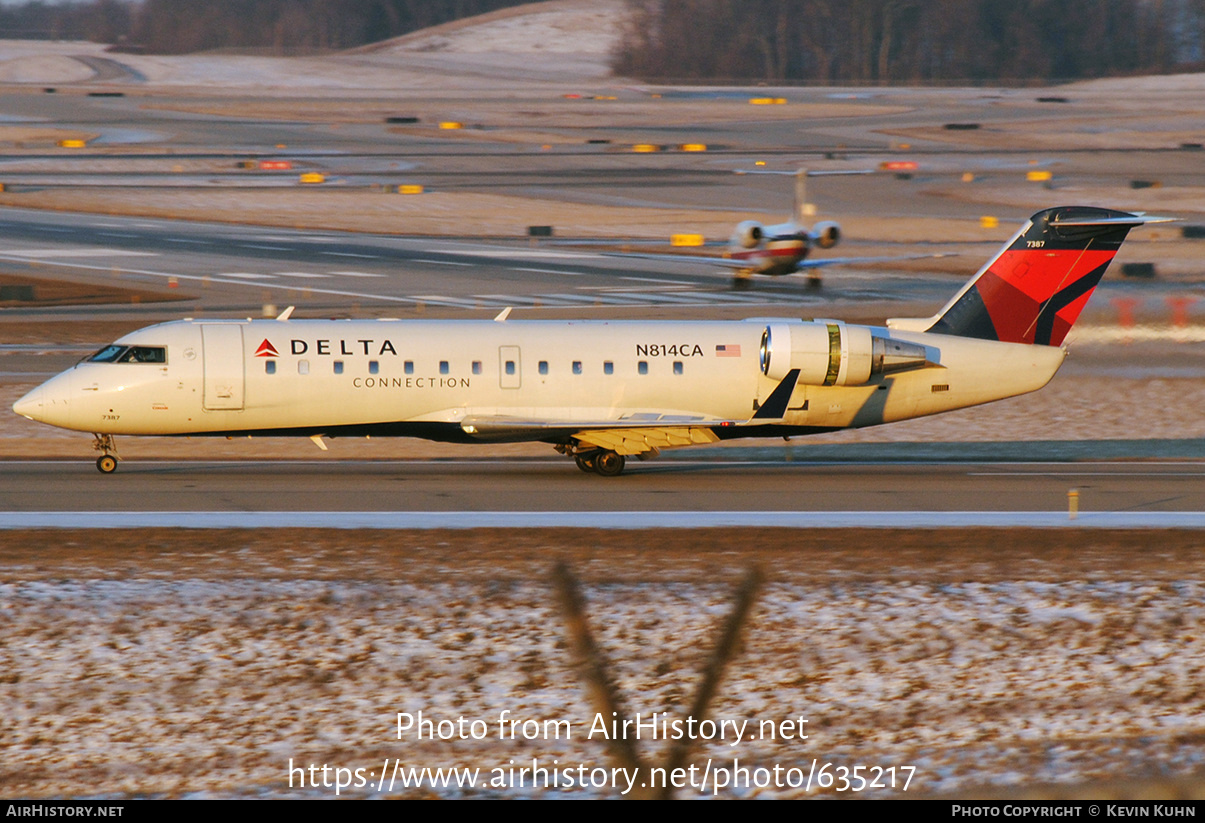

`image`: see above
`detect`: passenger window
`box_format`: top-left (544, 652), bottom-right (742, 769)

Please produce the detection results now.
top-left (572, 361), bottom-right (582, 375)
top-left (334, 361), bottom-right (344, 375)
top-left (298, 359), bottom-right (309, 375)
top-left (673, 361), bottom-right (683, 375)
top-left (638, 361), bottom-right (648, 375)
top-left (369, 361), bottom-right (379, 375)
top-left (404, 361), bottom-right (414, 375)
top-left (265, 361), bottom-right (276, 375)
top-left (440, 361), bottom-right (449, 375)
top-left (472, 361), bottom-right (482, 375)
top-left (604, 361), bottom-right (613, 375)
top-left (538, 361), bottom-right (548, 376)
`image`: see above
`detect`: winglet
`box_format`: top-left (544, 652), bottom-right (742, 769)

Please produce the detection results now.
top-left (751, 369), bottom-right (800, 420)
top-left (276, 306), bottom-right (295, 321)
top-left (494, 307), bottom-right (512, 322)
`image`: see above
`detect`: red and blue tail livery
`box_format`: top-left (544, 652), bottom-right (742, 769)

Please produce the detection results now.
top-left (926, 207), bottom-right (1168, 346)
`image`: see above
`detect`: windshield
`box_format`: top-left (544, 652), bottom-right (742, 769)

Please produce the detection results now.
top-left (87, 345), bottom-right (166, 364)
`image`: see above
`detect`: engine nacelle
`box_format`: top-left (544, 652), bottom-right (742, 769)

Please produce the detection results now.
top-left (810, 220), bottom-right (841, 249)
top-left (732, 220), bottom-right (764, 249)
top-left (759, 321), bottom-right (930, 386)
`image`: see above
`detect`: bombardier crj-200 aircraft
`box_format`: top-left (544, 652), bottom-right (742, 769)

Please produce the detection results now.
top-left (722, 168), bottom-right (848, 289)
top-left (14, 207), bottom-right (1166, 476)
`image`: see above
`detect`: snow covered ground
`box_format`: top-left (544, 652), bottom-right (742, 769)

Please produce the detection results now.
top-left (2, 530), bottom-right (1203, 798)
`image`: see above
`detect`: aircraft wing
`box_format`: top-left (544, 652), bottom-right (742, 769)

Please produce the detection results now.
top-left (793, 251), bottom-right (955, 269)
top-left (459, 417), bottom-right (724, 454)
top-left (602, 250), bottom-right (953, 269)
top-left (457, 370), bottom-right (802, 455)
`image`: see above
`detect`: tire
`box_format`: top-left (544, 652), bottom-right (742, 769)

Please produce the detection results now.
top-left (96, 455), bottom-right (117, 474)
top-left (574, 452), bottom-right (597, 473)
top-left (594, 450), bottom-right (625, 477)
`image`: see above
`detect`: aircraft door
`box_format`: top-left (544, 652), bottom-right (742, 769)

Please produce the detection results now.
top-left (499, 346), bottom-right (521, 389)
top-left (201, 324), bottom-right (245, 410)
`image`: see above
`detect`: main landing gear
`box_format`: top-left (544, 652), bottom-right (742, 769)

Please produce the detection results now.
top-left (92, 433), bottom-right (119, 474)
top-left (562, 445), bottom-right (627, 477)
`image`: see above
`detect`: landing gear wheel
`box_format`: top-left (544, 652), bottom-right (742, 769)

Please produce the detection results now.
top-left (594, 450), bottom-right (626, 477)
top-left (96, 454), bottom-right (117, 474)
top-left (574, 451), bottom-right (598, 473)
top-left (732, 276), bottom-right (753, 291)
top-left (806, 274), bottom-right (822, 290)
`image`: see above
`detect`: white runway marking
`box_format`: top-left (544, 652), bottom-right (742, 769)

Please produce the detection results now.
top-left (433, 250), bottom-right (603, 259)
top-left (413, 258), bottom-right (470, 266)
top-left (513, 267), bottom-right (583, 276)
top-left (409, 295), bottom-right (482, 307)
top-left (217, 272), bottom-right (276, 279)
top-left (330, 270), bottom-right (386, 278)
top-left (619, 276), bottom-right (689, 284)
top-left (321, 251), bottom-right (379, 259)
top-left (0, 248), bottom-right (157, 258)
top-left (274, 272), bottom-right (330, 279)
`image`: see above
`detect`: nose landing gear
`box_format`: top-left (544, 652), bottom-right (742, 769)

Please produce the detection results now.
top-left (92, 434), bottom-right (119, 474)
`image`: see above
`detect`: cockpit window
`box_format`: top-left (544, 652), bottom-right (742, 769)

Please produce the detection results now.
top-left (88, 345), bottom-right (166, 364)
top-left (88, 345), bottom-right (126, 363)
top-left (118, 346), bottom-right (166, 363)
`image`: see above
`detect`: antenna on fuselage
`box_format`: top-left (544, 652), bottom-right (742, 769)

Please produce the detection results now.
top-left (276, 306), bottom-right (295, 321)
top-left (494, 307), bottom-right (512, 322)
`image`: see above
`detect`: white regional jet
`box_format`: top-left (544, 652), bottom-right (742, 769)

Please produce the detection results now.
top-left (694, 168), bottom-right (940, 289)
top-left (723, 168), bottom-right (848, 288)
top-left (14, 207), bottom-right (1166, 476)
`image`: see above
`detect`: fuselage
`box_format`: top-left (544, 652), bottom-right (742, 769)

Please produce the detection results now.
top-left (13, 317), bottom-right (1067, 444)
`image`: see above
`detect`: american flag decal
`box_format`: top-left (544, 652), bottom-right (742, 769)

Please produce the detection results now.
top-left (715, 344), bottom-right (741, 357)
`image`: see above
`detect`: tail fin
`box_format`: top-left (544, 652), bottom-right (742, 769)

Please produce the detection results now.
top-left (794, 167), bottom-right (808, 223)
top-left (923, 207), bottom-right (1170, 346)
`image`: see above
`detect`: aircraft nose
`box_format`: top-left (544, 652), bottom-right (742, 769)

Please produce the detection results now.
top-left (13, 386), bottom-right (43, 421)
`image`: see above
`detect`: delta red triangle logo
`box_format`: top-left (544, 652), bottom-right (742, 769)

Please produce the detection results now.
top-left (255, 339), bottom-right (279, 358)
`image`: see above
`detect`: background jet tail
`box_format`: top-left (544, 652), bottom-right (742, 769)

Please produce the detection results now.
top-left (922, 207), bottom-right (1170, 346)
top-left (794, 167), bottom-right (808, 224)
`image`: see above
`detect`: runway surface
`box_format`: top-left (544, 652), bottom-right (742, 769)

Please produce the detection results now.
top-left (4, 458), bottom-right (1203, 517)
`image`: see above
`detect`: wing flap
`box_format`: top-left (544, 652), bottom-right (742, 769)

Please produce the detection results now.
top-left (574, 426), bottom-right (720, 455)
top-left (459, 416), bottom-right (724, 455)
